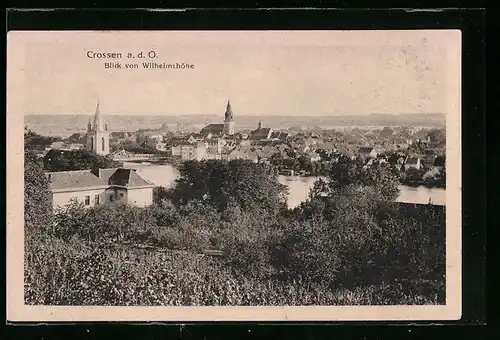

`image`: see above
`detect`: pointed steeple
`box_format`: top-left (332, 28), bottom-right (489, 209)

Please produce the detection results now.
top-left (258, 120), bottom-right (262, 130)
top-left (224, 100), bottom-right (233, 122)
top-left (93, 97), bottom-right (104, 131)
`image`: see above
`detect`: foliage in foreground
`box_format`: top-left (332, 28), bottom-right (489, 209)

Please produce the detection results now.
top-left (25, 238), bottom-right (444, 306)
top-left (24, 155), bottom-right (446, 306)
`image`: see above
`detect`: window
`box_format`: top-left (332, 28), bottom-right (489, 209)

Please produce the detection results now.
top-left (84, 196), bottom-right (90, 205)
top-left (94, 195), bottom-right (100, 205)
top-left (90, 137), bottom-right (94, 150)
top-left (120, 193), bottom-right (124, 198)
top-left (102, 137), bottom-right (105, 152)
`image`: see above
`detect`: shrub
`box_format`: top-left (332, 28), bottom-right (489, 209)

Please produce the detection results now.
top-left (25, 236), bottom-right (444, 306)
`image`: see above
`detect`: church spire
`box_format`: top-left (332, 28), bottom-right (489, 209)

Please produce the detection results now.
top-left (224, 100), bottom-right (233, 122)
top-left (93, 97), bottom-right (104, 131)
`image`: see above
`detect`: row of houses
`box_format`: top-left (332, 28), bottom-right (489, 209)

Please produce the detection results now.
top-left (359, 146), bottom-right (446, 172)
top-left (169, 137), bottom-right (325, 163)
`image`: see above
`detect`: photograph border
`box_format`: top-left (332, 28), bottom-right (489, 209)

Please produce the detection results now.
top-left (5, 8), bottom-right (486, 325)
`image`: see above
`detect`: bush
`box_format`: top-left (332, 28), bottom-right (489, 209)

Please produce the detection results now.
top-left (25, 157), bottom-right (445, 306)
top-left (25, 237), bottom-right (444, 306)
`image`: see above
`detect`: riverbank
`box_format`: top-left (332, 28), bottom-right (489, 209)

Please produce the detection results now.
top-left (123, 162), bottom-right (446, 207)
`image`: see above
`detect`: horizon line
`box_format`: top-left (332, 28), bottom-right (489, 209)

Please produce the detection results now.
top-left (24, 112), bottom-right (447, 117)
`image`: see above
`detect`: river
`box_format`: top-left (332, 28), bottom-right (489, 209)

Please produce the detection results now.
top-left (123, 162), bottom-right (446, 208)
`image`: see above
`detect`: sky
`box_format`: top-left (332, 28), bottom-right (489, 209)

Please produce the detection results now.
top-left (8, 30), bottom-right (461, 117)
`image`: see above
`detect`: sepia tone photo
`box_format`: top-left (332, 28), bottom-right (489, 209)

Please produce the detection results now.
top-left (7, 30), bottom-right (461, 321)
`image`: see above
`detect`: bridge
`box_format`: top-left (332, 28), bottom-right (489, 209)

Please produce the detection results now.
top-left (110, 149), bottom-right (170, 163)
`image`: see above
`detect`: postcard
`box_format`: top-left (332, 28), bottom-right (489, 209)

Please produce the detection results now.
top-left (7, 30), bottom-right (461, 321)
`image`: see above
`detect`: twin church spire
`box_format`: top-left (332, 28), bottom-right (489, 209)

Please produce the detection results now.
top-left (87, 97), bottom-right (107, 132)
top-left (86, 97), bottom-right (110, 155)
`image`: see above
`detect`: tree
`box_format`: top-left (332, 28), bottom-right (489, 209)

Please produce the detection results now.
top-left (24, 151), bottom-right (53, 237)
top-left (24, 129), bottom-right (61, 151)
top-left (426, 128), bottom-right (446, 145)
top-left (360, 163), bottom-right (400, 201)
top-left (322, 156), bottom-right (399, 201)
top-left (435, 168), bottom-right (446, 188)
top-left (171, 159), bottom-right (288, 215)
top-left (298, 155), bottom-right (313, 173)
top-left (43, 149), bottom-right (123, 172)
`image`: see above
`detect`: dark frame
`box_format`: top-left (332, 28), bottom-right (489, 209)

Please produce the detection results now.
top-left (5, 6), bottom-right (486, 339)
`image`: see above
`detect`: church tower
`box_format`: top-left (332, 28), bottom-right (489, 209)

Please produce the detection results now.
top-left (223, 100), bottom-right (235, 135)
top-left (86, 98), bottom-right (110, 155)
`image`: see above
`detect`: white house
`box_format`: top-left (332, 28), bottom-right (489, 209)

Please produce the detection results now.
top-left (46, 168), bottom-right (155, 210)
top-left (171, 141), bottom-right (208, 161)
top-left (404, 156), bottom-right (422, 171)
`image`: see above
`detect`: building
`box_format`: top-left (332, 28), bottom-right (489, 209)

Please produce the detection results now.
top-left (269, 131), bottom-right (289, 142)
top-left (86, 99), bottom-right (110, 155)
top-left (223, 100), bottom-right (235, 135)
top-left (249, 121), bottom-right (273, 140)
top-left (67, 132), bottom-right (88, 144)
top-left (226, 147), bottom-right (259, 163)
top-left (49, 141), bottom-right (85, 151)
top-left (404, 156), bottom-right (422, 171)
top-left (46, 168), bottom-right (155, 210)
top-left (171, 141), bottom-right (208, 161)
top-left (358, 147), bottom-right (378, 161)
top-left (200, 100), bottom-right (236, 137)
top-left (145, 135), bottom-right (167, 151)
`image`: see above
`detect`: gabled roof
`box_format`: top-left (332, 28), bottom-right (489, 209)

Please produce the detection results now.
top-left (200, 124), bottom-right (225, 135)
top-left (359, 147), bottom-right (375, 154)
top-left (67, 132), bottom-right (87, 141)
top-left (250, 128), bottom-right (272, 140)
top-left (100, 168), bottom-right (154, 187)
top-left (270, 131), bottom-right (288, 140)
top-left (189, 133), bottom-right (204, 139)
top-left (109, 169), bottom-right (153, 187)
top-left (46, 170), bottom-right (107, 190)
top-left (46, 168), bottom-right (155, 192)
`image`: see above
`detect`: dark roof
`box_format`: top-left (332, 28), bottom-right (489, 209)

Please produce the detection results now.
top-left (405, 157), bottom-right (420, 165)
top-left (67, 132), bottom-right (87, 141)
top-left (270, 131), bottom-right (289, 141)
top-left (200, 124), bottom-right (224, 135)
top-left (101, 168), bottom-right (154, 187)
top-left (250, 128), bottom-right (272, 140)
top-left (189, 133), bottom-right (203, 138)
top-left (46, 170), bottom-right (107, 190)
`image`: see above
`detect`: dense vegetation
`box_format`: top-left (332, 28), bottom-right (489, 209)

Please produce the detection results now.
top-left (43, 149), bottom-right (123, 173)
top-left (25, 150), bottom-right (445, 306)
top-left (24, 127), bottom-right (62, 151)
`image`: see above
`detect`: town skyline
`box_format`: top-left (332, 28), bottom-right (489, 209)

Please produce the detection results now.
top-left (11, 30), bottom-right (459, 117)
